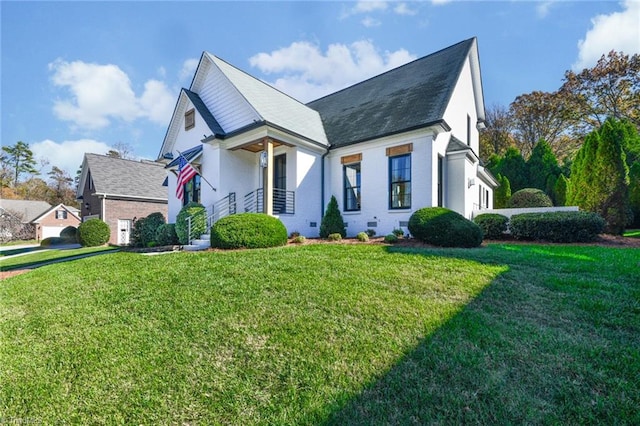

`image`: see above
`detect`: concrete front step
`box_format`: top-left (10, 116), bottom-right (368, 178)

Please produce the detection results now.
top-left (183, 234), bottom-right (210, 251)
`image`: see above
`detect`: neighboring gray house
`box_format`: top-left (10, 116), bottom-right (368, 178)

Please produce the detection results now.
top-left (0, 199), bottom-right (52, 241)
top-left (76, 154), bottom-right (168, 245)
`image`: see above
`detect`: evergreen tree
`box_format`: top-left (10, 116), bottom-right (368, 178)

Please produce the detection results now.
top-left (320, 195), bottom-right (346, 238)
top-left (628, 162), bottom-right (640, 228)
top-left (493, 174), bottom-right (511, 208)
top-left (526, 139), bottom-right (561, 193)
top-left (2, 141), bottom-right (38, 187)
top-left (488, 146), bottom-right (528, 192)
top-left (554, 174), bottom-right (569, 207)
top-left (568, 118), bottom-right (631, 234)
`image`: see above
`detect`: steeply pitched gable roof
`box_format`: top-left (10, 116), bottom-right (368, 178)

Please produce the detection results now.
top-left (82, 154), bottom-right (168, 200)
top-left (307, 38), bottom-right (476, 148)
top-left (31, 203), bottom-right (81, 223)
top-left (183, 89), bottom-right (226, 137)
top-left (0, 199), bottom-right (51, 222)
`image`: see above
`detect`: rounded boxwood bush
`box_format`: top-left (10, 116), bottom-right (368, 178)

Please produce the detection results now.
top-left (384, 233), bottom-right (398, 243)
top-left (132, 212), bottom-right (166, 247)
top-left (60, 225), bottom-right (78, 243)
top-left (155, 223), bottom-right (179, 246)
top-left (211, 213), bottom-right (287, 249)
top-left (510, 211), bottom-right (605, 242)
top-left (473, 213), bottom-right (509, 240)
top-left (78, 219), bottom-right (110, 247)
top-left (408, 207), bottom-right (483, 248)
top-left (176, 202), bottom-right (206, 245)
top-left (507, 188), bottom-right (553, 208)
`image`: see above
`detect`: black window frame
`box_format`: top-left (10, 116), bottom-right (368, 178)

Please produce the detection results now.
top-left (56, 210), bottom-right (67, 220)
top-left (182, 174), bottom-right (201, 207)
top-left (343, 162), bottom-right (361, 212)
top-left (389, 153), bottom-right (411, 210)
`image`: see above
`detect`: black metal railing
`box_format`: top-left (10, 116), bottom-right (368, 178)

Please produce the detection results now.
top-left (244, 188), bottom-right (294, 214)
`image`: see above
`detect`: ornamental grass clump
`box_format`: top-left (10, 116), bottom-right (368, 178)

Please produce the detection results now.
top-left (408, 207), bottom-right (483, 248)
top-left (211, 213), bottom-right (287, 249)
top-left (356, 232), bottom-right (369, 242)
top-left (78, 218), bottom-right (110, 247)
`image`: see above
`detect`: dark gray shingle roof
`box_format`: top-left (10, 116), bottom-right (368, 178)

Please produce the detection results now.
top-left (0, 199), bottom-right (52, 222)
top-left (183, 89), bottom-right (226, 137)
top-left (307, 38), bottom-right (474, 148)
top-left (85, 154), bottom-right (168, 200)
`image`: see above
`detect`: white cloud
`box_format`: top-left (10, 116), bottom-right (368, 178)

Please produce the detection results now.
top-left (394, 3), bottom-right (418, 16)
top-left (536, 1), bottom-right (554, 18)
top-left (353, 1), bottom-right (388, 14)
top-left (31, 139), bottom-right (113, 179)
top-left (362, 16), bottom-right (382, 27)
top-left (179, 58), bottom-right (199, 82)
top-left (48, 59), bottom-right (175, 130)
top-left (573, 0), bottom-right (640, 70)
top-left (249, 40), bottom-right (416, 102)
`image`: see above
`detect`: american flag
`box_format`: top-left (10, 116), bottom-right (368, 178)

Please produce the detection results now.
top-left (176, 155), bottom-right (198, 200)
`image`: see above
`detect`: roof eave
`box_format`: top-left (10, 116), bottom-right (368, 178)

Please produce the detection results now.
top-left (329, 120), bottom-right (450, 150)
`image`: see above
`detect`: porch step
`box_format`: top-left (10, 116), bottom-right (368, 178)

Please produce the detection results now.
top-left (183, 234), bottom-right (210, 251)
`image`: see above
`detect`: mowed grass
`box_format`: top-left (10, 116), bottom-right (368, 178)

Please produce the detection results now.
top-left (624, 229), bottom-right (640, 238)
top-left (1, 243), bottom-right (638, 424)
top-left (0, 246), bottom-right (118, 270)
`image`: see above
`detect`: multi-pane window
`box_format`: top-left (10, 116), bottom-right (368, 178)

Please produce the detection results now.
top-left (437, 155), bottom-right (444, 207)
top-left (55, 210), bottom-right (67, 219)
top-left (389, 154), bottom-right (411, 209)
top-left (182, 174), bottom-right (201, 206)
top-left (344, 162), bottom-right (361, 211)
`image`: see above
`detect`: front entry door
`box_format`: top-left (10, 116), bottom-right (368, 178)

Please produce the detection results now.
top-left (273, 154), bottom-right (286, 214)
top-left (118, 219), bottom-right (132, 245)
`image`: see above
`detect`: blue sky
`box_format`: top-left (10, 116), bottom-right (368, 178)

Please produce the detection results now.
top-left (1, 1), bottom-right (638, 179)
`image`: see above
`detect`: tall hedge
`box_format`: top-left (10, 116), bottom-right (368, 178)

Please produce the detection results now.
top-left (320, 195), bottom-right (346, 238)
top-left (132, 212), bottom-right (165, 247)
top-left (510, 211), bottom-right (605, 243)
top-left (408, 207), bottom-right (483, 248)
top-left (211, 213), bottom-right (287, 249)
top-left (176, 202), bottom-right (206, 244)
top-left (78, 219), bottom-right (110, 247)
top-left (494, 174), bottom-right (511, 208)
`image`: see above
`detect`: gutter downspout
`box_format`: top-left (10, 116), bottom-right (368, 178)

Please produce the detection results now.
top-left (320, 148), bottom-right (330, 218)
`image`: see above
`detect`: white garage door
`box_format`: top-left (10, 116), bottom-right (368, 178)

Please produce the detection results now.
top-left (42, 226), bottom-right (63, 239)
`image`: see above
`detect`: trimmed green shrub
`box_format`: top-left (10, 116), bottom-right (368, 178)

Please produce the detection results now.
top-left (473, 213), bottom-right (509, 240)
top-left (494, 174), bottom-right (511, 208)
top-left (132, 212), bottom-right (166, 247)
top-left (176, 202), bottom-right (206, 245)
top-left (320, 195), bottom-right (346, 238)
top-left (327, 233), bottom-right (342, 241)
top-left (78, 219), bottom-right (110, 247)
top-left (41, 237), bottom-right (65, 247)
top-left (507, 188), bottom-right (553, 208)
top-left (408, 207), bottom-right (483, 248)
top-left (509, 211), bottom-right (605, 242)
top-left (392, 228), bottom-right (404, 237)
top-left (60, 226), bottom-right (78, 243)
top-left (384, 234), bottom-right (398, 244)
top-left (211, 213), bottom-right (287, 249)
top-left (155, 223), bottom-right (179, 246)
top-left (356, 231), bottom-right (369, 242)
top-left (365, 229), bottom-right (376, 237)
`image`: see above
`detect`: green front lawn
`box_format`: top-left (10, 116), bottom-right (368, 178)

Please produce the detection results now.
top-left (1, 244), bottom-right (638, 424)
top-left (1, 246), bottom-right (118, 270)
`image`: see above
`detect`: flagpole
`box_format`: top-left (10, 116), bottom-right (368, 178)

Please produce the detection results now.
top-left (176, 150), bottom-right (217, 192)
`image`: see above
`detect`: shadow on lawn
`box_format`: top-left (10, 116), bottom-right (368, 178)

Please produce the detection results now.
top-left (322, 244), bottom-right (637, 425)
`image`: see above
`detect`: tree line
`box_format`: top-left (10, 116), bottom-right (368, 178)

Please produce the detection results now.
top-left (0, 141), bottom-right (135, 208)
top-left (482, 51), bottom-right (640, 234)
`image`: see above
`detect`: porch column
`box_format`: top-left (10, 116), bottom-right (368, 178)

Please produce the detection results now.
top-left (263, 138), bottom-right (274, 215)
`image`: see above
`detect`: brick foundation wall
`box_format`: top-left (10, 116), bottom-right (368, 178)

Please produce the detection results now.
top-left (104, 199), bottom-right (168, 245)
